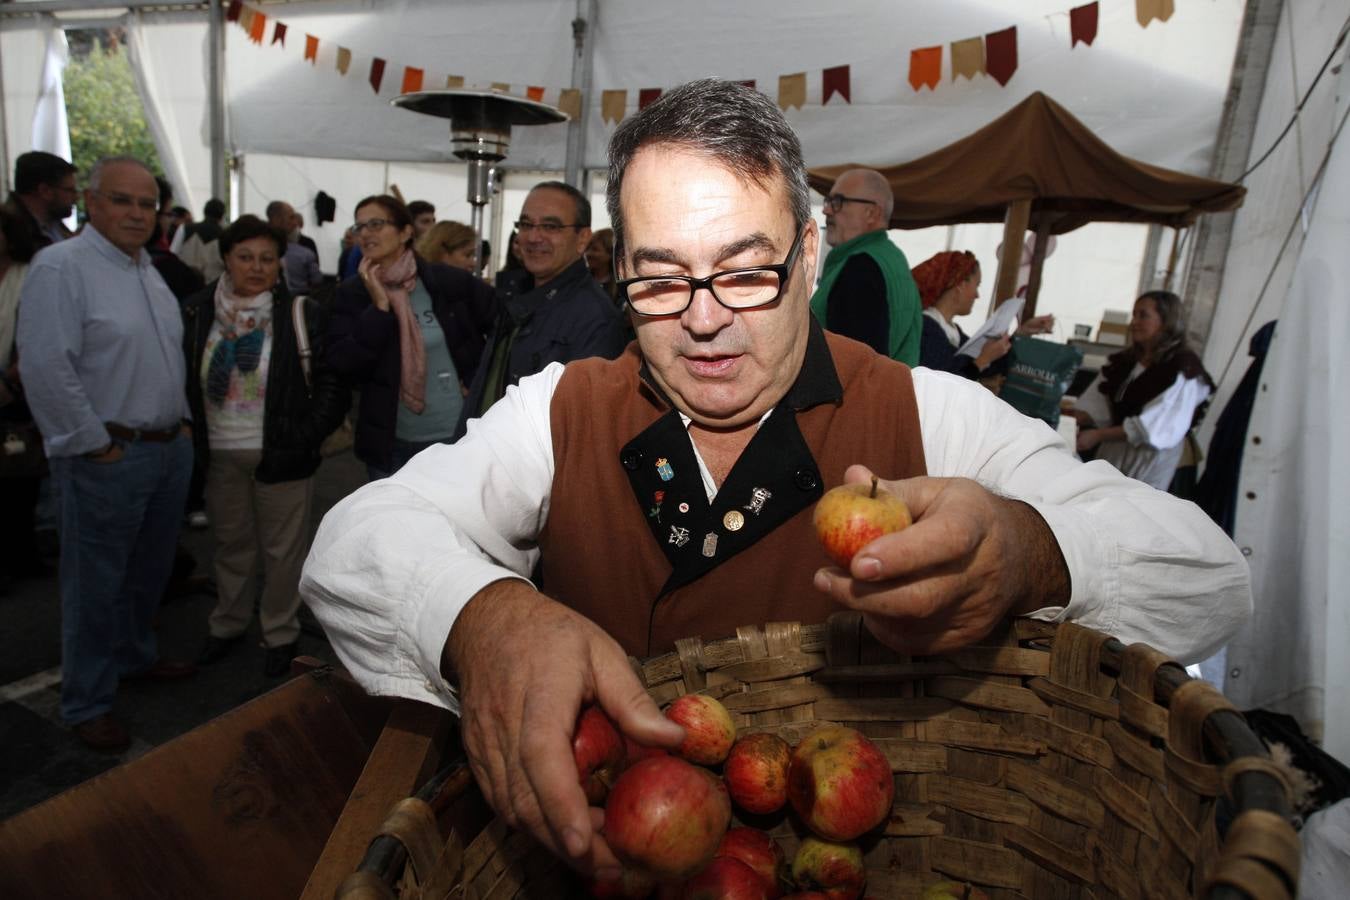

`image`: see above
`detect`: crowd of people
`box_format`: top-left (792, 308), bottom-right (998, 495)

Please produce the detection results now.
top-left (1, 77), bottom-right (1237, 851)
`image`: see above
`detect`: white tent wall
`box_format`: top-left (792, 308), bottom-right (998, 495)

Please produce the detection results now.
top-left (0, 23), bottom-right (46, 195)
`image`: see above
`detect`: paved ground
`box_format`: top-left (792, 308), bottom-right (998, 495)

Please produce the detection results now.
top-left (0, 449), bottom-right (367, 821)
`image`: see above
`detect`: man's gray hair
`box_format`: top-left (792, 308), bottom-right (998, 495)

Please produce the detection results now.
top-left (605, 79), bottom-right (810, 256)
top-left (86, 156), bottom-right (154, 192)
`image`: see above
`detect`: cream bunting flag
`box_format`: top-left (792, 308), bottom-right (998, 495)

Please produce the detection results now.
top-left (602, 90), bottom-right (627, 124)
top-left (950, 37), bottom-right (986, 81)
top-left (778, 73), bottom-right (805, 111)
top-left (557, 88), bottom-right (582, 121)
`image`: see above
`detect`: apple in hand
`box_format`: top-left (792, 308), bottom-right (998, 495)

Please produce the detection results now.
top-left (788, 725), bottom-right (894, 842)
top-left (724, 732), bottom-right (792, 815)
top-left (715, 827), bottom-right (788, 899)
top-left (683, 856), bottom-right (769, 900)
top-left (812, 475), bottom-right (911, 568)
top-left (573, 705), bottom-right (626, 805)
top-left (664, 694), bottom-right (736, 766)
top-left (604, 756), bottom-right (732, 881)
top-left (790, 836), bottom-right (865, 900)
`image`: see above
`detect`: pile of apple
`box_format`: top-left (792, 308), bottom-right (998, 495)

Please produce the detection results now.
top-left (573, 693), bottom-right (894, 899)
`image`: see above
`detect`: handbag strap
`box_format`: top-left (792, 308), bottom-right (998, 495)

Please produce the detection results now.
top-left (292, 295), bottom-right (313, 391)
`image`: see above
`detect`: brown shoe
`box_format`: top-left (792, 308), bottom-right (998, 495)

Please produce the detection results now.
top-left (122, 658), bottom-right (198, 683)
top-left (73, 714), bottom-right (131, 753)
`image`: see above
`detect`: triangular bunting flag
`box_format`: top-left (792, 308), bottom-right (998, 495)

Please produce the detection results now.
top-left (738, 80), bottom-right (756, 91)
top-left (557, 88), bottom-right (582, 120)
top-left (238, 7), bottom-right (254, 31)
top-left (226, 1), bottom-right (241, 23)
top-left (1071, 3), bottom-right (1099, 47)
top-left (1136, 0), bottom-right (1175, 27)
top-left (305, 34), bottom-right (319, 64)
top-left (336, 47), bottom-right (351, 74)
top-left (822, 65), bottom-right (850, 105)
top-left (951, 37), bottom-right (986, 81)
top-left (491, 82), bottom-right (511, 94)
top-left (778, 73), bottom-right (805, 110)
top-left (985, 27), bottom-right (1018, 86)
top-left (527, 86), bottom-right (546, 102)
top-left (446, 75), bottom-right (464, 88)
top-left (370, 58), bottom-right (386, 94)
top-left (601, 90), bottom-right (627, 124)
top-left (248, 11), bottom-right (267, 44)
top-left (401, 67), bottom-right (424, 94)
top-left (272, 22), bottom-right (286, 47)
top-left (638, 88), bottom-right (662, 110)
top-left (909, 47), bottom-right (941, 91)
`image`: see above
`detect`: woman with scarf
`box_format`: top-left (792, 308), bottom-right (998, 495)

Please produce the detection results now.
top-left (1068, 290), bottom-right (1214, 491)
top-left (325, 195), bottom-right (496, 480)
top-left (183, 215), bottom-right (349, 676)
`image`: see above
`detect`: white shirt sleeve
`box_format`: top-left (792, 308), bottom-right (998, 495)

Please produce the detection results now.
top-left (1123, 373), bottom-right (1212, 451)
top-left (299, 363), bottom-right (564, 711)
top-left (1072, 370), bottom-right (1113, 428)
top-left (913, 368), bottom-right (1250, 664)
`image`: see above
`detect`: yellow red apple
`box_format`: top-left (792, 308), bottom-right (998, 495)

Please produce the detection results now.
top-left (682, 856), bottom-right (769, 900)
top-left (573, 705), bottom-right (626, 805)
top-left (790, 836), bottom-right (865, 900)
top-left (603, 756), bottom-right (732, 881)
top-left (715, 827), bottom-right (788, 899)
top-left (812, 476), bottom-right (911, 568)
top-left (724, 732), bottom-right (791, 815)
top-left (664, 694), bottom-right (736, 766)
top-left (787, 725), bottom-right (894, 841)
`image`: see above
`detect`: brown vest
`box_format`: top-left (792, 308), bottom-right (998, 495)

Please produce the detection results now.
top-left (539, 325), bottom-right (927, 657)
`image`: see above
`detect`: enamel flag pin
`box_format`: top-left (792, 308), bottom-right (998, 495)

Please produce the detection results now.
top-left (655, 457), bottom-right (675, 481)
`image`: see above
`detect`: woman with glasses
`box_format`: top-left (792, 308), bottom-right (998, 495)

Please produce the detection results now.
top-left (326, 194), bottom-right (497, 479)
top-left (415, 220), bottom-right (479, 274)
top-left (183, 214), bottom-right (349, 676)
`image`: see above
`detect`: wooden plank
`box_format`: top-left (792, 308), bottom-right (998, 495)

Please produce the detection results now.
top-left (1003, 824), bottom-right (1096, 885)
top-left (927, 676), bottom-right (1053, 716)
top-left (1027, 676), bottom-right (1120, 720)
top-left (1018, 713), bottom-right (1115, 767)
top-left (720, 682), bottom-right (833, 713)
top-left (883, 802), bottom-right (945, 836)
top-left (300, 699), bottom-right (454, 900)
top-left (872, 738), bottom-right (948, 773)
top-left (1005, 760), bottom-right (1105, 829)
top-left (928, 775), bottom-right (1035, 826)
top-left (923, 718), bottom-right (1044, 756)
top-left (816, 661), bottom-right (958, 682)
top-left (813, 696), bottom-right (953, 722)
top-left (716, 651), bottom-right (826, 683)
top-left (931, 835), bottom-right (1025, 889)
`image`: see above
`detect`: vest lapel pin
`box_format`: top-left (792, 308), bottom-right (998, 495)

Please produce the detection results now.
top-left (668, 525), bottom-right (690, 547)
top-left (648, 490), bottom-right (666, 523)
top-left (678, 501), bottom-right (690, 514)
top-left (702, 532), bottom-right (718, 557)
top-left (743, 487), bottom-right (772, 515)
top-left (723, 510), bottom-right (745, 532)
top-left (655, 457), bottom-right (675, 481)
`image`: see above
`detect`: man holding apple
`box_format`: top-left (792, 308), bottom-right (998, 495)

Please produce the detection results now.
top-left (301, 80), bottom-right (1250, 880)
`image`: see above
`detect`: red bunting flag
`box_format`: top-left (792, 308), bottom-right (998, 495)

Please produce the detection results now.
top-left (401, 67), bottom-right (424, 94)
top-left (225, 1), bottom-right (241, 23)
top-left (822, 65), bottom-right (850, 104)
top-left (1070, 3), bottom-right (1099, 47)
top-left (738, 80), bottom-right (756, 90)
top-left (909, 47), bottom-right (941, 91)
top-left (272, 22), bottom-right (286, 47)
top-left (304, 34), bottom-right (319, 64)
top-left (638, 88), bottom-right (662, 110)
top-left (526, 86), bottom-right (545, 102)
top-left (369, 58), bottom-right (386, 94)
top-left (248, 11), bottom-right (267, 44)
top-left (985, 27), bottom-right (1018, 86)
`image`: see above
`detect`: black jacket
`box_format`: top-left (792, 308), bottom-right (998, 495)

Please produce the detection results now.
top-left (325, 257), bottom-right (497, 469)
top-left (183, 279), bottom-right (350, 483)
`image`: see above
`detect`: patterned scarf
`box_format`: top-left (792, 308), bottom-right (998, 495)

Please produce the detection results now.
top-left (206, 274), bottom-right (272, 407)
top-left (377, 249), bottom-right (426, 413)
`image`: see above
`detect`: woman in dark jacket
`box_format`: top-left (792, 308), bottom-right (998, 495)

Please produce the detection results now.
top-left (325, 194), bottom-right (496, 478)
top-left (183, 215), bottom-right (349, 676)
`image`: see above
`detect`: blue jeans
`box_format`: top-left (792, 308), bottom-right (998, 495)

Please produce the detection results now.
top-left (366, 438), bottom-right (444, 481)
top-left (50, 434), bottom-right (193, 725)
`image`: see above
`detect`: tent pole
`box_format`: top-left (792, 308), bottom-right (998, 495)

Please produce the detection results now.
top-left (207, 0), bottom-right (226, 209)
top-left (992, 199), bottom-right (1031, 309)
top-left (1162, 227), bottom-right (1183, 292)
top-left (1024, 218), bottom-right (1052, 318)
top-left (564, 0), bottom-right (597, 193)
top-left (0, 31), bottom-right (10, 196)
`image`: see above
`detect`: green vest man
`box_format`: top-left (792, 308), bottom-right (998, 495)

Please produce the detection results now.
top-left (808, 168), bottom-right (922, 365)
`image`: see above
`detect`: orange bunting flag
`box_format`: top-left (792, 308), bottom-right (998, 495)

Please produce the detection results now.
top-left (369, 58), bottom-right (386, 94)
top-left (822, 65), bottom-right (850, 105)
top-left (226, 1), bottom-right (241, 23)
top-left (249, 11), bottom-right (267, 44)
top-left (985, 27), bottom-right (1018, 86)
top-left (557, 88), bottom-right (582, 120)
top-left (638, 88), bottom-right (662, 110)
top-left (1070, 3), bottom-right (1099, 46)
top-left (305, 34), bottom-right (319, 64)
top-left (951, 37), bottom-right (986, 81)
top-left (1136, 0), bottom-right (1175, 27)
top-left (445, 75), bottom-right (465, 88)
top-left (526, 86), bottom-right (545, 102)
top-left (778, 73), bottom-right (806, 110)
top-left (272, 22), bottom-right (286, 46)
top-left (909, 46), bottom-right (941, 91)
top-left (601, 90), bottom-right (627, 124)
top-left (336, 47), bottom-right (351, 74)
top-left (401, 67), bottom-right (424, 94)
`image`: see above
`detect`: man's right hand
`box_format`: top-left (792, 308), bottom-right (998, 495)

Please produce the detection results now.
top-left (86, 442), bottom-right (125, 464)
top-left (443, 580), bottom-right (685, 877)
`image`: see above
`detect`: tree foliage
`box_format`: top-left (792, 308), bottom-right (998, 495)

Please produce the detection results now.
top-left (63, 37), bottom-right (163, 184)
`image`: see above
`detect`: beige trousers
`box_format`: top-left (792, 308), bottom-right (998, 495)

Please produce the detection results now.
top-left (204, 448), bottom-right (313, 648)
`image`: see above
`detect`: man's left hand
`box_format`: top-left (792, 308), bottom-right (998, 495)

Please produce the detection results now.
top-left (812, 465), bottom-right (1070, 654)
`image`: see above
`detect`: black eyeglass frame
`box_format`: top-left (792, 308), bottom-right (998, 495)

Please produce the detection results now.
top-left (822, 193), bottom-right (879, 213)
top-left (618, 225), bottom-right (809, 319)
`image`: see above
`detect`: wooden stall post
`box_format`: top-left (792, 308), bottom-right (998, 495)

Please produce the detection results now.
top-left (1023, 218), bottom-right (1053, 319)
top-left (992, 199), bottom-right (1032, 310)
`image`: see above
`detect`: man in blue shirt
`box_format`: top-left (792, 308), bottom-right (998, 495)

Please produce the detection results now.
top-left (17, 156), bottom-right (197, 753)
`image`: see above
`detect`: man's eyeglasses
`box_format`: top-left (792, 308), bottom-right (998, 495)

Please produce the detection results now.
top-left (822, 194), bottom-right (878, 214)
top-left (94, 191), bottom-right (158, 212)
top-left (352, 218), bottom-right (393, 234)
top-left (514, 220), bottom-right (582, 236)
top-left (618, 226), bottom-right (807, 318)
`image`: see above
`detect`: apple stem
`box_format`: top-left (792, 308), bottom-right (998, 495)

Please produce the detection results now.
top-left (869, 475), bottom-right (878, 499)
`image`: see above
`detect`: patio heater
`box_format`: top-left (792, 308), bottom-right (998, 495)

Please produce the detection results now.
top-left (391, 89), bottom-right (568, 274)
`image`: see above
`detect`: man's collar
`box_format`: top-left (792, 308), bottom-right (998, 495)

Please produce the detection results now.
top-left (513, 256), bottom-right (591, 302)
top-left (824, 227), bottom-right (891, 261)
top-left (82, 223), bottom-right (147, 267)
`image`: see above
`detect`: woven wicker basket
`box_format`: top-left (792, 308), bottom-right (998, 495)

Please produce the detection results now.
top-left (338, 614), bottom-right (1299, 899)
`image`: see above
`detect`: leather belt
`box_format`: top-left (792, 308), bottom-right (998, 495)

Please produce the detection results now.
top-left (105, 422), bottom-right (181, 443)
